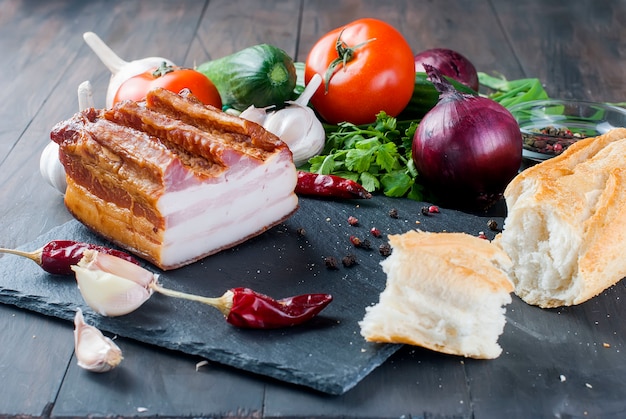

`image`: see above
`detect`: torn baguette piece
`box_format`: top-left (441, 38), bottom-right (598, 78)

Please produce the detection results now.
top-left (359, 230), bottom-right (514, 359)
top-left (498, 127), bottom-right (626, 308)
top-left (50, 88), bottom-right (298, 270)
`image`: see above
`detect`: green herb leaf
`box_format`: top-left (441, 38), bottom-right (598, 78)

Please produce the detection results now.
top-left (376, 142), bottom-right (400, 172)
top-left (359, 171), bottom-right (379, 192)
top-left (345, 148), bottom-right (374, 172)
top-left (381, 171), bottom-right (413, 197)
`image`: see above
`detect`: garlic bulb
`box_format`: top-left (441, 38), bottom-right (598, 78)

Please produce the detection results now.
top-left (40, 81), bottom-right (95, 194)
top-left (72, 249), bottom-right (155, 317)
top-left (240, 73), bottom-right (325, 167)
top-left (83, 32), bottom-right (175, 108)
top-left (39, 142), bottom-right (66, 194)
top-left (74, 308), bottom-right (123, 372)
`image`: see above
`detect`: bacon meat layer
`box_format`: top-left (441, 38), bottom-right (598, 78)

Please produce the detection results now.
top-left (50, 88), bottom-right (298, 270)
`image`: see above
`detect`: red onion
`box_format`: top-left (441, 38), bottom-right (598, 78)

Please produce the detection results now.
top-left (414, 48), bottom-right (479, 92)
top-left (412, 65), bottom-right (522, 210)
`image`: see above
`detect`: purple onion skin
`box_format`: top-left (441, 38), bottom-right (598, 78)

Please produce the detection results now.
top-left (412, 65), bottom-right (522, 210)
top-left (414, 48), bottom-right (479, 92)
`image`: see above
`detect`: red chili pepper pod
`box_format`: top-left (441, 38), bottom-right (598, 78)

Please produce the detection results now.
top-left (0, 240), bottom-right (140, 275)
top-left (225, 287), bottom-right (333, 329)
top-left (40, 240), bottom-right (140, 275)
top-left (295, 171), bottom-right (372, 199)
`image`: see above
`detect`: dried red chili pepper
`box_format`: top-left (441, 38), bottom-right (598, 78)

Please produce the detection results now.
top-left (295, 171), bottom-right (372, 199)
top-left (0, 240), bottom-right (139, 275)
top-left (225, 287), bottom-right (333, 329)
top-left (151, 282), bottom-right (333, 329)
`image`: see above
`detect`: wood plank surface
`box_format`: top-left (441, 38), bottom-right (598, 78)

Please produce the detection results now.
top-left (0, 0), bottom-right (624, 418)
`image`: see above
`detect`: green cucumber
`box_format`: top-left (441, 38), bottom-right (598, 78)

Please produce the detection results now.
top-left (197, 44), bottom-right (297, 111)
top-left (398, 72), bottom-right (477, 120)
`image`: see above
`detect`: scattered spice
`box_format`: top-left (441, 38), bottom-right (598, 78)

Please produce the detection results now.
top-left (347, 216), bottom-right (359, 226)
top-left (523, 125), bottom-right (586, 155)
top-left (388, 208), bottom-right (399, 219)
top-left (296, 227), bottom-right (307, 237)
top-left (370, 227), bottom-right (381, 238)
top-left (350, 235), bottom-right (372, 250)
top-left (487, 219), bottom-right (498, 231)
top-left (421, 206), bottom-right (430, 216)
top-left (342, 253), bottom-right (358, 267)
top-left (324, 256), bottom-right (339, 270)
top-left (378, 243), bottom-right (392, 257)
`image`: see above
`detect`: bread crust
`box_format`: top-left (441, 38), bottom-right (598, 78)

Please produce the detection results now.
top-left (500, 128), bottom-right (626, 307)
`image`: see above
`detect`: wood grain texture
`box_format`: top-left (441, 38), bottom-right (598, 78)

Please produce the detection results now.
top-left (190, 0), bottom-right (302, 62)
top-left (0, 0), bottom-right (625, 417)
top-left (0, 304), bottom-right (73, 416)
top-left (493, 0), bottom-right (626, 101)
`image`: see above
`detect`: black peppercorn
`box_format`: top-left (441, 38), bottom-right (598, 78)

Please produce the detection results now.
top-left (342, 254), bottom-right (358, 267)
top-left (324, 256), bottom-right (339, 270)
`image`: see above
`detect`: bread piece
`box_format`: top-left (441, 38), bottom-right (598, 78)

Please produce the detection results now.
top-left (498, 128), bottom-right (626, 308)
top-left (359, 230), bottom-right (514, 359)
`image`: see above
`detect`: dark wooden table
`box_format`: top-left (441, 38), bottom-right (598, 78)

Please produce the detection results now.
top-left (1, 1), bottom-right (625, 418)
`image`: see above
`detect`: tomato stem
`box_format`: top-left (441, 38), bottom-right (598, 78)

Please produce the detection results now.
top-left (152, 61), bottom-right (176, 78)
top-left (323, 29), bottom-right (376, 94)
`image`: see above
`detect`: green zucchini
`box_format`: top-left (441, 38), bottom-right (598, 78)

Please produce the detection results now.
top-left (197, 44), bottom-right (297, 111)
top-left (398, 72), bottom-right (477, 120)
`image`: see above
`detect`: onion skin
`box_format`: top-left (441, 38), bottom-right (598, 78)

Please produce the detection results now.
top-left (414, 48), bottom-right (479, 92)
top-left (412, 65), bottom-right (522, 210)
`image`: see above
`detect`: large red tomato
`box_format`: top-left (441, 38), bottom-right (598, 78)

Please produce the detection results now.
top-left (113, 63), bottom-right (222, 108)
top-left (305, 18), bottom-right (415, 125)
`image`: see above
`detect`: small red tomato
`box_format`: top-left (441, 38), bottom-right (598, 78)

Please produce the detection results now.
top-left (305, 18), bottom-right (415, 125)
top-left (113, 63), bottom-right (222, 108)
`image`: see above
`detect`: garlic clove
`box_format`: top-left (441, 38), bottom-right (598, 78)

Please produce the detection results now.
top-left (262, 104), bottom-right (325, 166)
top-left (72, 250), bottom-right (155, 317)
top-left (263, 105), bottom-right (308, 143)
top-left (239, 74), bottom-right (325, 167)
top-left (77, 80), bottom-right (95, 110)
top-left (74, 308), bottom-right (123, 372)
top-left (39, 142), bottom-right (66, 194)
top-left (237, 106), bottom-right (266, 125)
top-left (40, 80), bottom-right (96, 195)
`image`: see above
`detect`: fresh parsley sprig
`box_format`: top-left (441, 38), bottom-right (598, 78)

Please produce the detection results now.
top-left (305, 112), bottom-right (424, 201)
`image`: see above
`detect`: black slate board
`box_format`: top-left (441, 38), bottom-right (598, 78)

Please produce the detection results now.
top-left (0, 195), bottom-right (503, 395)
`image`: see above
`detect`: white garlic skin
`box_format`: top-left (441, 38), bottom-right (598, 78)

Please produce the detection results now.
top-left (240, 73), bottom-right (325, 167)
top-left (40, 80), bottom-right (95, 195)
top-left (39, 142), bottom-right (66, 194)
top-left (72, 250), bottom-right (155, 317)
top-left (74, 308), bottom-right (123, 373)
